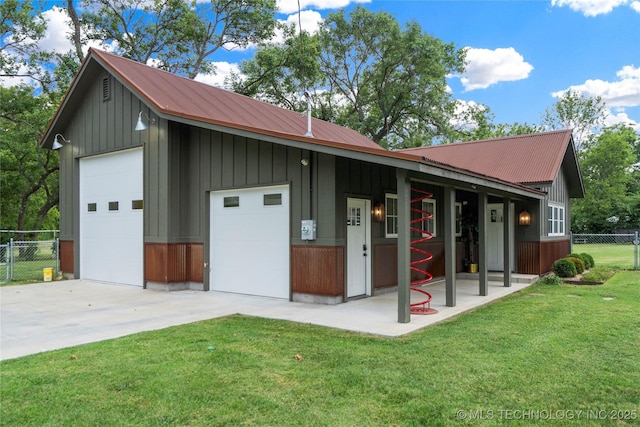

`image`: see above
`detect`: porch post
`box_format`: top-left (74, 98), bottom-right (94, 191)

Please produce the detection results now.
top-left (503, 197), bottom-right (513, 287)
top-left (478, 192), bottom-right (488, 296)
top-left (397, 170), bottom-right (411, 323)
top-left (444, 186), bottom-right (456, 307)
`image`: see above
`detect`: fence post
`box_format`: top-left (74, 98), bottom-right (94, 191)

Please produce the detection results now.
top-left (55, 237), bottom-right (60, 276)
top-left (569, 231), bottom-right (573, 254)
top-left (9, 238), bottom-right (14, 280)
top-left (635, 231), bottom-right (639, 271)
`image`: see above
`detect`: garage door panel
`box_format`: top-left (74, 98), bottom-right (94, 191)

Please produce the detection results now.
top-left (210, 185), bottom-right (289, 299)
top-left (80, 149), bottom-right (143, 286)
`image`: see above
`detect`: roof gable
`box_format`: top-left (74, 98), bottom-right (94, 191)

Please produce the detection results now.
top-left (399, 130), bottom-right (585, 197)
top-left (90, 49), bottom-right (383, 152)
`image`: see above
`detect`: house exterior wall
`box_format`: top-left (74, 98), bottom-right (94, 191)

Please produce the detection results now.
top-left (57, 71), bottom-right (160, 278)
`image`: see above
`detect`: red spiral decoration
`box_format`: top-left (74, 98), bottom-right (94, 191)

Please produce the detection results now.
top-left (409, 188), bottom-right (438, 315)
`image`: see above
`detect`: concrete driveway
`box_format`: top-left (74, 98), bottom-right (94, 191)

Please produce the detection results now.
top-left (1, 277), bottom-right (535, 360)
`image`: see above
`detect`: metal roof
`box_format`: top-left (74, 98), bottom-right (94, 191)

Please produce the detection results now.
top-left (398, 130), bottom-right (584, 197)
top-left (90, 49), bottom-right (384, 152)
top-left (40, 49), bottom-right (558, 199)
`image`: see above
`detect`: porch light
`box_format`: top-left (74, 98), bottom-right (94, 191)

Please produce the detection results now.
top-left (52, 134), bottom-right (70, 150)
top-left (372, 202), bottom-right (385, 222)
top-left (135, 111), bottom-right (155, 131)
top-left (518, 210), bottom-right (531, 226)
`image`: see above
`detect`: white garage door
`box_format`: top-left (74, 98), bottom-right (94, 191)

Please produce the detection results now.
top-left (210, 185), bottom-right (290, 299)
top-left (79, 148), bottom-right (143, 286)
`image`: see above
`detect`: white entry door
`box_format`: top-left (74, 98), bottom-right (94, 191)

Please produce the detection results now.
top-left (210, 185), bottom-right (290, 299)
top-left (346, 198), bottom-right (371, 298)
top-left (487, 203), bottom-right (515, 271)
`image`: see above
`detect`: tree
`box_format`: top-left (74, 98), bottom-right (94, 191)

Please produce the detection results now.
top-left (541, 89), bottom-right (606, 151)
top-left (232, 6), bottom-right (466, 148)
top-left (0, 86), bottom-right (59, 233)
top-left (571, 125), bottom-right (637, 232)
top-left (80, 0), bottom-right (278, 79)
top-left (453, 103), bottom-right (544, 142)
top-left (0, 0), bottom-right (47, 83)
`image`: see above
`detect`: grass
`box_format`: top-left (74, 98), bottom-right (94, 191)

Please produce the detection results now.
top-left (573, 243), bottom-right (638, 270)
top-left (1, 271), bottom-right (638, 426)
top-left (0, 248), bottom-right (58, 285)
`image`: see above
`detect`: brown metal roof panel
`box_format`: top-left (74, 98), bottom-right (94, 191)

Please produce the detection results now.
top-left (92, 49), bottom-right (383, 151)
top-left (399, 130), bottom-right (572, 185)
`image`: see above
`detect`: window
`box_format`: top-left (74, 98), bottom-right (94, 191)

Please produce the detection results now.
top-left (108, 201), bottom-right (119, 211)
top-left (548, 203), bottom-right (565, 236)
top-left (347, 206), bottom-right (361, 227)
top-left (87, 203), bottom-right (97, 212)
top-left (223, 196), bottom-right (240, 208)
top-left (421, 199), bottom-right (437, 237)
top-left (131, 200), bottom-right (143, 210)
top-left (263, 193), bottom-right (282, 206)
top-left (455, 202), bottom-right (462, 237)
top-left (385, 194), bottom-right (398, 237)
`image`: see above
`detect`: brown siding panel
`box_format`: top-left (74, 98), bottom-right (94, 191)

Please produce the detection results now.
top-left (517, 239), bottom-right (570, 274)
top-left (373, 243), bottom-right (397, 289)
top-left (145, 243), bottom-right (204, 283)
top-left (518, 241), bottom-right (540, 274)
top-left (291, 246), bottom-right (344, 296)
top-left (541, 240), bottom-right (570, 274)
top-left (187, 243), bottom-right (204, 283)
top-left (59, 240), bottom-right (74, 274)
top-left (373, 242), bottom-right (447, 290)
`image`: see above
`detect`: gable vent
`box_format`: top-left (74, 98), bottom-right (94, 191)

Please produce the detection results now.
top-left (102, 77), bottom-right (111, 101)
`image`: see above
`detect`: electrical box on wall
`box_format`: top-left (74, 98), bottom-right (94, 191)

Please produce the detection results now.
top-left (301, 220), bottom-right (317, 241)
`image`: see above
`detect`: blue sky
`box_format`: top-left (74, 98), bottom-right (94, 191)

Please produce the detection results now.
top-left (7, 0), bottom-right (640, 131)
top-left (269, 0), bottom-right (640, 130)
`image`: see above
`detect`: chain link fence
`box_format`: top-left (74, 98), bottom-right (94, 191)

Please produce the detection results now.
top-left (570, 231), bottom-right (639, 270)
top-left (0, 230), bottom-right (59, 284)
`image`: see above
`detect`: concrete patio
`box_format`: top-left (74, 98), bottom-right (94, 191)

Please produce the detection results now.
top-left (0, 273), bottom-right (538, 360)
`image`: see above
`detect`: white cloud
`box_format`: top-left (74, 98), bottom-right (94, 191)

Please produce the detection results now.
top-left (551, 65), bottom-right (640, 108)
top-left (604, 109), bottom-right (640, 130)
top-left (550, 0), bottom-right (635, 16)
top-left (450, 100), bottom-right (487, 130)
top-left (194, 61), bottom-right (241, 90)
top-left (458, 47), bottom-right (533, 91)
top-left (277, 0), bottom-right (370, 14)
top-left (271, 10), bottom-right (324, 44)
top-left (39, 7), bottom-right (74, 54)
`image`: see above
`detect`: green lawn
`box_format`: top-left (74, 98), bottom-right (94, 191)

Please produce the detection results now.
top-left (1, 272), bottom-right (638, 426)
top-left (573, 243), bottom-right (638, 270)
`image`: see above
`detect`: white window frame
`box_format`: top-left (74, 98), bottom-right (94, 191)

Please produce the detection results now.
top-left (548, 202), bottom-right (565, 236)
top-left (385, 193), bottom-right (398, 238)
top-left (421, 199), bottom-right (437, 237)
top-left (455, 202), bottom-right (463, 237)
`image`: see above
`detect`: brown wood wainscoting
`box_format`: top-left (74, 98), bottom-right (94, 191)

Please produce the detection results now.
top-left (518, 240), bottom-right (570, 275)
top-left (59, 240), bottom-right (74, 274)
top-left (144, 243), bottom-right (203, 283)
top-left (291, 245), bottom-right (344, 296)
top-left (373, 241), bottom-right (447, 291)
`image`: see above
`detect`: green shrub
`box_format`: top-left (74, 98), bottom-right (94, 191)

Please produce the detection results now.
top-left (566, 256), bottom-right (585, 274)
top-left (580, 253), bottom-right (595, 269)
top-left (569, 252), bottom-right (591, 269)
top-left (537, 274), bottom-right (563, 285)
top-left (553, 258), bottom-right (577, 278)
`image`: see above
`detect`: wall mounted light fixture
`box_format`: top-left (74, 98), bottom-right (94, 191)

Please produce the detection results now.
top-left (52, 134), bottom-right (71, 150)
top-left (134, 111), bottom-right (155, 131)
top-left (372, 202), bottom-right (385, 222)
top-left (518, 210), bottom-right (531, 226)
top-left (300, 157), bottom-right (309, 166)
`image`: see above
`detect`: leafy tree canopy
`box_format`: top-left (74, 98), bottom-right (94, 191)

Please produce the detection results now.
top-left (232, 6), bottom-right (466, 148)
